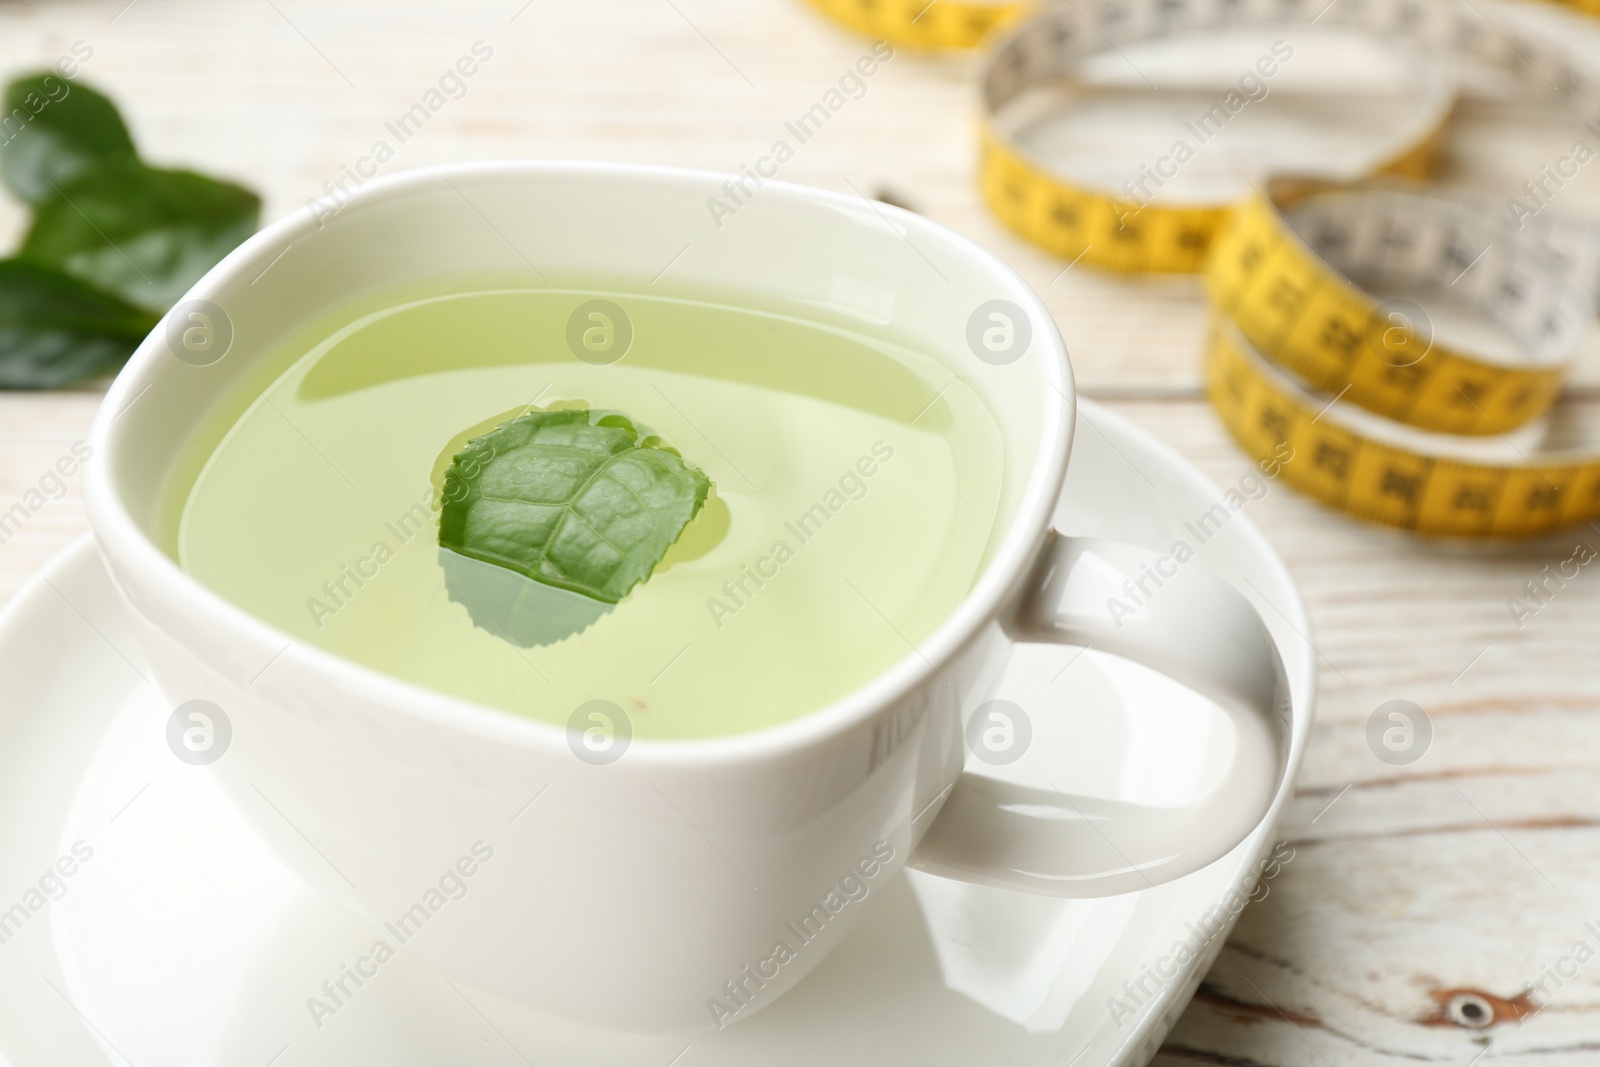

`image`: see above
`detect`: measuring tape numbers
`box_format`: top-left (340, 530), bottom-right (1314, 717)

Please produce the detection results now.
top-left (1206, 185), bottom-right (1600, 539)
top-left (975, 0), bottom-right (1460, 272)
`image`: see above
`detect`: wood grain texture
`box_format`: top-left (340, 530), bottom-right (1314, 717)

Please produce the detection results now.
top-left (1, 1), bottom-right (1599, 1063)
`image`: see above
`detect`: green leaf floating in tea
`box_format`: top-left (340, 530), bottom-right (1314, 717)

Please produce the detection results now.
top-left (439, 408), bottom-right (712, 605)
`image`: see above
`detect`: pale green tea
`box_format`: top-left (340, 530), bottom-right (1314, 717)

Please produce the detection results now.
top-left (172, 283), bottom-right (1006, 739)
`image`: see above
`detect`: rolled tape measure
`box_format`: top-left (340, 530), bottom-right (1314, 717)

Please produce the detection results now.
top-left (1207, 317), bottom-right (1600, 539)
top-left (1206, 183), bottom-right (1593, 435)
top-left (973, 0), bottom-right (1600, 538)
top-left (974, 0), bottom-right (1600, 274)
top-left (1205, 185), bottom-right (1600, 539)
top-left (805, 0), bottom-right (1026, 48)
top-left (805, 0), bottom-right (1600, 537)
top-left (977, 0), bottom-right (1461, 273)
top-left (803, 0), bottom-right (1599, 50)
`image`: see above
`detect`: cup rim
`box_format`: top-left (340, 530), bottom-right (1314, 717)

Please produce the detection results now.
top-left (85, 159), bottom-right (1075, 766)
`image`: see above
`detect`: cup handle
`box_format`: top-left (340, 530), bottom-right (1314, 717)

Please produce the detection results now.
top-left (908, 532), bottom-right (1293, 896)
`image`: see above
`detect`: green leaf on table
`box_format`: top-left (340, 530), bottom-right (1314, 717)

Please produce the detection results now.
top-left (0, 75), bottom-right (137, 205)
top-left (21, 158), bottom-right (260, 314)
top-left (439, 408), bottom-right (712, 604)
top-left (0, 259), bottom-right (158, 389)
top-left (0, 74), bottom-right (260, 389)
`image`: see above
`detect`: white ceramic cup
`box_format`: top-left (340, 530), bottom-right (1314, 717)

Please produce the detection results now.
top-left (85, 162), bottom-right (1291, 1035)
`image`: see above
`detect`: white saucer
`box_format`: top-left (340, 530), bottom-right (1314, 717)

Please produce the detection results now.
top-left (0, 400), bottom-right (1313, 1067)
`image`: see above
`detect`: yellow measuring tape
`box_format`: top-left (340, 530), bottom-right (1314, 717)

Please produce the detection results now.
top-left (974, 2), bottom-right (1461, 273)
top-left (804, 0), bottom-right (1026, 49)
top-left (1183, 0), bottom-right (1600, 539)
top-left (1205, 185), bottom-right (1587, 436)
top-left (808, 0), bottom-right (1600, 538)
top-left (803, 0), bottom-right (1600, 50)
top-left (981, 0), bottom-right (1600, 538)
top-left (1208, 320), bottom-right (1600, 540)
top-left (1206, 185), bottom-right (1600, 538)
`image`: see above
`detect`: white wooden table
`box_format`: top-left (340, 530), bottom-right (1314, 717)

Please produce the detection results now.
top-left (2, 1), bottom-right (1599, 1062)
